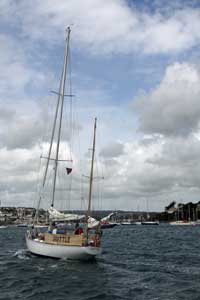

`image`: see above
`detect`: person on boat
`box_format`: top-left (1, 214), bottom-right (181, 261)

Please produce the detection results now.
top-left (48, 225), bottom-right (52, 233)
top-left (52, 226), bottom-right (57, 234)
top-left (50, 221), bottom-right (57, 234)
top-left (74, 223), bottom-right (83, 235)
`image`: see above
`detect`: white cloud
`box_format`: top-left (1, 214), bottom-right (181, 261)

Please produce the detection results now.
top-left (140, 9), bottom-right (200, 54)
top-left (0, 33), bottom-right (55, 100)
top-left (0, 146), bottom-right (40, 206)
top-left (0, 99), bottom-right (47, 149)
top-left (0, 1), bottom-right (199, 55)
top-left (100, 141), bottom-right (125, 158)
top-left (135, 62), bottom-right (200, 136)
top-left (98, 133), bottom-right (200, 211)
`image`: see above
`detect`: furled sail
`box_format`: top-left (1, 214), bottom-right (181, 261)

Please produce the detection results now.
top-left (48, 206), bottom-right (85, 221)
top-left (48, 207), bottom-right (100, 227)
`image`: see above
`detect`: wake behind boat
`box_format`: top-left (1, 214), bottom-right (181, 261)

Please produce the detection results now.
top-left (26, 27), bottom-right (102, 260)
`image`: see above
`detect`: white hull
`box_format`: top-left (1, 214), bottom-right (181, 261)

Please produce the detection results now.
top-left (34, 225), bottom-right (48, 229)
top-left (141, 221), bottom-right (159, 225)
top-left (17, 224), bottom-right (28, 227)
top-left (25, 235), bottom-right (101, 260)
top-left (170, 221), bottom-right (195, 226)
top-left (121, 221), bottom-right (141, 225)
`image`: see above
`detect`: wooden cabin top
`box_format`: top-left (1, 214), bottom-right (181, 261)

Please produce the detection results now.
top-left (43, 233), bottom-right (86, 246)
top-left (32, 232), bottom-right (101, 247)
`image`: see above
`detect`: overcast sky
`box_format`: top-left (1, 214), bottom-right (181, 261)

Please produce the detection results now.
top-left (0, 0), bottom-right (200, 212)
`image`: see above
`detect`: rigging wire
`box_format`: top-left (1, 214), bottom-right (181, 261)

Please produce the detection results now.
top-left (96, 124), bottom-right (105, 211)
top-left (34, 94), bottom-right (54, 214)
top-left (72, 82), bottom-right (85, 211)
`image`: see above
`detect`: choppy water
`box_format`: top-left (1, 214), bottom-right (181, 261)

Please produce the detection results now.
top-left (1, 225), bottom-right (200, 300)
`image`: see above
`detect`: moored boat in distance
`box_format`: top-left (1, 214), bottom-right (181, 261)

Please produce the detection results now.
top-left (121, 221), bottom-right (141, 225)
top-left (141, 221), bottom-right (159, 225)
top-left (170, 220), bottom-right (195, 226)
top-left (33, 224), bottom-right (48, 229)
top-left (142, 199), bottom-right (159, 225)
top-left (194, 220), bottom-right (200, 225)
top-left (17, 223), bottom-right (28, 227)
top-left (0, 225), bottom-right (8, 229)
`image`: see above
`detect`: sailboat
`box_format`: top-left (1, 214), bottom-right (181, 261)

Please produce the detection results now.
top-left (141, 200), bottom-right (159, 225)
top-left (26, 27), bottom-right (102, 260)
top-left (169, 203), bottom-right (196, 226)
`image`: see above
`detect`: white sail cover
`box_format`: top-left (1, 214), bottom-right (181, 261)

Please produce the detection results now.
top-left (48, 207), bottom-right (85, 221)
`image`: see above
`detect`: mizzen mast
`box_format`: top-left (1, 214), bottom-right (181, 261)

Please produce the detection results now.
top-left (87, 117), bottom-right (97, 218)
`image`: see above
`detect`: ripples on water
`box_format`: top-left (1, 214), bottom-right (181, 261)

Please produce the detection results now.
top-left (1, 225), bottom-right (200, 300)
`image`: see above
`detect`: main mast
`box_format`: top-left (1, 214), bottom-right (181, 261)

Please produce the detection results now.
top-left (51, 27), bottom-right (71, 206)
top-left (35, 29), bottom-right (71, 223)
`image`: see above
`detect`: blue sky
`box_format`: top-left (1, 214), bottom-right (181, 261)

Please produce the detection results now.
top-left (0, 0), bottom-right (200, 212)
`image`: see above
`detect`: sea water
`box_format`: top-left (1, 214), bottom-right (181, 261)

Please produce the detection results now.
top-left (1, 225), bottom-right (200, 300)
